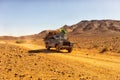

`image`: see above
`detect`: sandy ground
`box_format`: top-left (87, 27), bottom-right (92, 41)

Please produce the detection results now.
top-left (0, 41), bottom-right (120, 80)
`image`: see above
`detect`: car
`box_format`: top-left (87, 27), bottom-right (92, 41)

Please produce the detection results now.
top-left (44, 31), bottom-right (73, 53)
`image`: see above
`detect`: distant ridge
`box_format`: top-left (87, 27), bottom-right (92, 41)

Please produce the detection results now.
top-left (1, 20), bottom-right (120, 40)
top-left (62, 20), bottom-right (120, 34)
top-left (18, 20), bottom-right (120, 38)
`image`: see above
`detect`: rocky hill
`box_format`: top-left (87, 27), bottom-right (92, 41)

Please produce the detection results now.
top-left (32, 20), bottom-right (120, 38)
top-left (63, 20), bottom-right (120, 35)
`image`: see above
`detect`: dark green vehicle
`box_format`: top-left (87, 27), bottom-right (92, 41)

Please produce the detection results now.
top-left (44, 30), bottom-right (73, 53)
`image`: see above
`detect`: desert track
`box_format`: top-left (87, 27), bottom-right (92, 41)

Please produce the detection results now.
top-left (0, 41), bottom-right (120, 80)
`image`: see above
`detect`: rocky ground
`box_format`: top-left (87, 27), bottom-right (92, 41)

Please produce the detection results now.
top-left (0, 41), bottom-right (120, 80)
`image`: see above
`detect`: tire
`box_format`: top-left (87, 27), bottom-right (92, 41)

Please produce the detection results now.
top-left (56, 45), bottom-right (60, 52)
top-left (68, 48), bottom-right (72, 53)
top-left (46, 46), bottom-right (50, 50)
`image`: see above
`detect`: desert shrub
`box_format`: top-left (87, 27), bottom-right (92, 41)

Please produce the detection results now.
top-left (99, 47), bottom-right (107, 53)
top-left (16, 40), bottom-right (25, 44)
top-left (117, 50), bottom-right (120, 53)
top-left (92, 44), bottom-right (98, 48)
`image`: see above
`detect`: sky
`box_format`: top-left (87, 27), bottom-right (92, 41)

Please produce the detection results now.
top-left (0, 0), bottom-right (120, 36)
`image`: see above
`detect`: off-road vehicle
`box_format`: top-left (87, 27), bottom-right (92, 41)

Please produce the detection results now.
top-left (44, 31), bottom-right (73, 53)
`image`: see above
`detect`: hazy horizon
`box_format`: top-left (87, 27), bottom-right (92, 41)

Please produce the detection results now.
top-left (1, 0), bottom-right (120, 36)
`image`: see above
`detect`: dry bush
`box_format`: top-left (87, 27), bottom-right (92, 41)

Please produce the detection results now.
top-left (99, 47), bottom-right (107, 53)
top-left (16, 40), bottom-right (26, 44)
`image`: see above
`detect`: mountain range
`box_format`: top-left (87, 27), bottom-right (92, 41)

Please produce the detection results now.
top-left (1, 20), bottom-right (120, 40)
top-left (38, 20), bottom-right (120, 38)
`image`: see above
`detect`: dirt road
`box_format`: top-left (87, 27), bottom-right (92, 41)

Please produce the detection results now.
top-left (0, 41), bottom-right (120, 80)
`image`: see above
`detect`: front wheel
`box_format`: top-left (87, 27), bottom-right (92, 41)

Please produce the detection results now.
top-left (68, 48), bottom-right (72, 53)
top-left (46, 46), bottom-right (50, 50)
top-left (56, 45), bottom-right (60, 52)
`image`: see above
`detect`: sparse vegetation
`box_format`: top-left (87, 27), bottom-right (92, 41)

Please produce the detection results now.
top-left (99, 47), bottom-right (107, 53)
top-left (70, 36), bottom-right (120, 53)
top-left (16, 40), bottom-right (26, 44)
